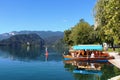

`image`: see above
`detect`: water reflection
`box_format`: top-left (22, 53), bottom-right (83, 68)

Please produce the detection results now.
top-left (45, 54), bottom-right (48, 61)
top-left (0, 46), bottom-right (120, 80)
top-left (63, 60), bottom-right (120, 80)
top-left (65, 61), bottom-right (101, 71)
top-left (0, 46), bottom-right (42, 61)
top-left (0, 46), bottom-right (62, 62)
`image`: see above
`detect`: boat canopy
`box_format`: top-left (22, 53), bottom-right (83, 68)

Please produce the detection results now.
top-left (72, 45), bottom-right (103, 50)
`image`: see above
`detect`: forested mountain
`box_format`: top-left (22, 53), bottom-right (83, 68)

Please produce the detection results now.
top-left (0, 34), bottom-right (44, 47)
top-left (0, 31), bottom-right (64, 45)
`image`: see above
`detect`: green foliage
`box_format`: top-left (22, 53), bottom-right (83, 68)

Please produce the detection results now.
top-left (94, 0), bottom-right (120, 45)
top-left (108, 48), bottom-right (120, 53)
top-left (64, 0), bottom-right (120, 46)
top-left (64, 19), bottom-right (97, 46)
top-left (64, 29), bottom-right (73, 46)
top-left (70, 20), bottom-right (93, 44)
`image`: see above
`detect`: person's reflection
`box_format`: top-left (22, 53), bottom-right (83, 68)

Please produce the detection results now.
top-left (45, 54), bottom-right (48, 61)
top-left (45, 47), bottom-right (48, 61)
top-left (27, 46), bottom-right (30, 52)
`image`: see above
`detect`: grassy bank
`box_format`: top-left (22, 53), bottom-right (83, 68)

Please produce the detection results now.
top-left (108, 48), bottom-right (120, 52)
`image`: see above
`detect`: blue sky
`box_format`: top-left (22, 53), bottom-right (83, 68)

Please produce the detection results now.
top-left (0, 0), bottom-right (96, 34)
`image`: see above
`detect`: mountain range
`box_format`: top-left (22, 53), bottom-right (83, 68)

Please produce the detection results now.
top-left (0, 33), bottom-right (45, 47)
top-left (0, 31), bottom-right (64, 45)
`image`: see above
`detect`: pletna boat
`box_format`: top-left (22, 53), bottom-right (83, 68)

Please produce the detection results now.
top-left (63, 45), bottom-right (114, 62)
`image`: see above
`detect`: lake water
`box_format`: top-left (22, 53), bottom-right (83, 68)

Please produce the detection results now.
top-left (0, 46), bottom-right (120, 80)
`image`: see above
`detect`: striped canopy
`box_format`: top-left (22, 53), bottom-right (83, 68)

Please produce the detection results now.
top-left (72, 45), bottom-right (103, 50)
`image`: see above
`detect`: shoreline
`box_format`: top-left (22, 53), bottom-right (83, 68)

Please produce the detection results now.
top-left (108, 52), bottom-right (120, 80)
top-left (108, 75), bottom-right (120, 80)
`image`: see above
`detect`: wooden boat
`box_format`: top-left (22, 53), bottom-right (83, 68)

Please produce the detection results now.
top-left (63, 54), bottom-right (114, 62)
top-left (64, 59), bottom-right (111, 65)
top-left (63, 45), bottom-right (114, 62)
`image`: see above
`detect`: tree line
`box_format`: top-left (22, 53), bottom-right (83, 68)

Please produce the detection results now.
top-left (64, 0), bottom-right (120, 47)
top-left (64, 19), bottom-right (98, 46)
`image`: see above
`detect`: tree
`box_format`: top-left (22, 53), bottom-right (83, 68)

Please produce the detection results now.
top-left (94, 0), bottom-right (120, 45)
top-left (70, 20), bottom-right (93, 45)
top-left (64, 29), bottom-right (73, 46)
top-left (64, 19), bottom-right (95, 46)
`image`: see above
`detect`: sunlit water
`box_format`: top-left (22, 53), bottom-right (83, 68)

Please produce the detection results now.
top-left (0, 46), bottom-right (120, 80)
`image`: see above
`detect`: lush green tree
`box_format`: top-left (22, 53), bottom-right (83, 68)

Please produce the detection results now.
top-left (64, 19), bottom-right (96, 46)
top-left (70, 20), bottom-right (93, 45)
top-left (94, 0), bottom-right (120, 45)
top-left (64, 29), bottom-right (74, 46)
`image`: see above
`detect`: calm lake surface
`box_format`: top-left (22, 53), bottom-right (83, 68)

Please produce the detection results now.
top-left (0, 46), bottom-right (120, 80)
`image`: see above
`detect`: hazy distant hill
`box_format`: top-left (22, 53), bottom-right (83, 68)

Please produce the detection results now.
top-left (0, 31), bottom-right (64, 45)
top-left (0, 34), bottom-right (44, 47)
